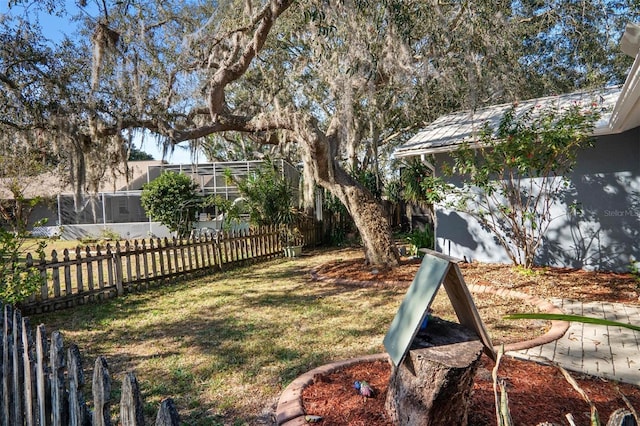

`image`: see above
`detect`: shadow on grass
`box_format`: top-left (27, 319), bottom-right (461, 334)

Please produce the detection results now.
top-left (27, 249), bottom-right (399, 424)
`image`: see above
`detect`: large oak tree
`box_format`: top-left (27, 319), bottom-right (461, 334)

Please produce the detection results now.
top-left (3, 0), bottom-right (639, 266)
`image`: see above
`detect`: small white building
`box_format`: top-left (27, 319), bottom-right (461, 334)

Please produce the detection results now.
top-left (393, 25), bottom-right (640, 271)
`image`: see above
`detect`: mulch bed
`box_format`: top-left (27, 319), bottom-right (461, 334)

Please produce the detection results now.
top-left (301, 255), bottom-right (640, 425)
top-left (314, 256), bottom-right (640, 303)
top-left (302, 356), bottom-right (640, 426)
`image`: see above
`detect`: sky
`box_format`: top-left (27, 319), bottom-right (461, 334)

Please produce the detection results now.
top-left (0, 1), bottom-right (207, 164)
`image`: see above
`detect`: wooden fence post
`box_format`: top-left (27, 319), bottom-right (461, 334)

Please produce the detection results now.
top-left (75, 247), bottom-right (84, 295)
top-left (134, 241), bottom-right (142, 283)
top-left (106, 245), bottom-right (114, 296)
top-left (39, 252), bottom-right (49, 303)
top-left (96, 245), bottom-right (105, 292)
top-left (26, 254), bottom-right (36, 305)
top-left (86, 246), bottom-right (95, 294)
top-left (35, 324), bottom-right (50, 426)
top-left (92, 357), bottom-right (111, 426)
top-left (2, 304), bottom-right (13, 426)
top-left (163, 238), bottom-right (172, 275)
top-left (21, 317), bottom-right (36, 426)
top-left (157, 239), bottom-right (165, 278)
top-left (140, 241), bottom-right (149, 284)
top-left (114, 243), bottom-right (124, 297)
top-left (51, 250), bottom-right (61, 299)
top-left (63, 249), bottom-right (72, 298)
top-left (50, 331), bottom-right (67, 426)
top-left (154, 398), bottom-right (180, 426)
top-left (150, 239), bottom-right (158, 279)
top-left (12, 309), bottom-right (24, 426)
top-left (68, 344), bottom-right (90, 426)
top-left (184, 239), bottom-right (192, 271)
top-left (215, 234), bottom-right (224, 271)
top-left (172, 237), bottom-right (179, 273)
top-left (120, 373), bottom-right (144, 426)
top-left (124, 242), bottom-right (133, 285)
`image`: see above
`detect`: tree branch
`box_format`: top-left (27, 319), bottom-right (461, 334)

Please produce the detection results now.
top-left (207, 0), bottom-right (294, 118)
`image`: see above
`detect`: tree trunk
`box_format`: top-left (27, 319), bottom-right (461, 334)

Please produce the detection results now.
top-left (298, 118), bottom-right (399, 267)
top-left (326, 169), bottom-right (399, 267)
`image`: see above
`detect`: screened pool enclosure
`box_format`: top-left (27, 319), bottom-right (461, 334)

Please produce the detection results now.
top-left (49, 160), bottom-right (301, 240)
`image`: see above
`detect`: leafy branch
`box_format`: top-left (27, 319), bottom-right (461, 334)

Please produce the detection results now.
top-left (420, 102), bottom-right (600, 268)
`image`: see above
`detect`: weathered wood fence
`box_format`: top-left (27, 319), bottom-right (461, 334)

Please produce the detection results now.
top-left (1, 303), bottom-right (180, 426)
top-left (20, 223), bottom-right (320, 315)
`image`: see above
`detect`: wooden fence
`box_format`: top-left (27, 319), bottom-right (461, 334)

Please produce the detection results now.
top-left (0, 303), bottom-right (180, 426)
top-left (19, 223), bottom-right (320, 315)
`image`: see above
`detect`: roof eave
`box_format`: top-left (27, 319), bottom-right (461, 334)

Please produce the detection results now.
top-left (609, 59), bottom-right (640, 133)
top-left (395, 122), bottom-right (616, 158)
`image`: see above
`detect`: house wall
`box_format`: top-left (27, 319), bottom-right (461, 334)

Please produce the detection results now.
top-left (433, 127), bottom-right (640, 271)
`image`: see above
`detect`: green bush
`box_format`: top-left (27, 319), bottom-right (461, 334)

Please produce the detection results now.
top-left (210, 159), bottom-right (300, 227)
top-left (0, 230), bottom-right (46, 305)
top-left (141, 171), bottom-right (200, 237)
top-left (406, 227), bottom-right (434, 257)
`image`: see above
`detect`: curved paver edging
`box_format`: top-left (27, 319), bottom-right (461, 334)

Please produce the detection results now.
top-left (276, 266), bottom-right (571, 425)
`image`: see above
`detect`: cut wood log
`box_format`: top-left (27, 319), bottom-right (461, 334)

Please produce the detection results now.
top-left (385, 316), bottom-right (484, 426)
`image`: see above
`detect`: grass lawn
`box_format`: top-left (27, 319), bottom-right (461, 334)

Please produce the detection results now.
top-left (30, 248), bottom-right (407, 425)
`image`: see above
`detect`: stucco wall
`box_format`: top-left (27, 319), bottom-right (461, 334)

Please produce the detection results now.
top-left (433, 127), bottom-right (640, 271)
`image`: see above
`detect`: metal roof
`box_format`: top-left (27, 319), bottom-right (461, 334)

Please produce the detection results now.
top-left (394, 86), bottom-right (623, 158)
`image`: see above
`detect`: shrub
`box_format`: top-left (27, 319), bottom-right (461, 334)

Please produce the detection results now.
top-left (0, 230), bottom-right (46, 305)
top-left (141, 171), bottom-right (200, 238)
top-left (406, 227), bottom-right (434, 257)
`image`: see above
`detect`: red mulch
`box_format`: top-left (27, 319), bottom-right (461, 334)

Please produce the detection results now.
top-left (314, 256), bottom-right (640, 304)
top-left (302, 360), bottom-right (392, 426)
top-left (301, 254), bottom-right (640, 425)
top-left (302, 356), bottom-right (640, 426)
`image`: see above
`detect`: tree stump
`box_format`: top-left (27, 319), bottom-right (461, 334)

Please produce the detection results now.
top-left (385, 316), bottom-right (484, 426)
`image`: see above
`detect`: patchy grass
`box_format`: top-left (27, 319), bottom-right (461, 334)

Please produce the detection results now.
top-left (20, 238), bottom-right (105, 260)
top-left (30, 248), bottom-right (406, 424)
top-left (29, 247), bottom-right (549, 424)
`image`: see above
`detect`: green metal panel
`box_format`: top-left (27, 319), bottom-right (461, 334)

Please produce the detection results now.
top-left (383, 254), bottom-right (451, 367)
